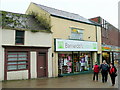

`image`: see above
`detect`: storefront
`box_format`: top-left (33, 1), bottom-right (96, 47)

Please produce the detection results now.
top-left (102, 45), bottom-right (120, 64)
top-left (3, 46), bottom-right (50, 80)
top-left (55, 39), bottom-right (98, 75)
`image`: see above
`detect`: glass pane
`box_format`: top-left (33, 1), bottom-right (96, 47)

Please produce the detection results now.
top-left (8, 52), bottom-right (17, 57)
top-left (58, 53), bottom-right (72, 74)
top-left (8, 65), bottom-right (17, 70)
top-left (8, 58), bottom-right (17, 61)
top-left (18, 65), bottom-right (27, 69)
top-left (16, 31), bottom-right (24, 36)
top-left (16, 38), bottom-right (24, 44)
top-left (8, 62), bottom-right (17, 65)
top-left (18, 52), bottom-right (27, 57)
top-left (18, 61), bottom-right (27, 64)
top-left (8, 54), bottom-right (17, 57)
top-left (18, 58), bottom-right (27, 60)
top-left (71, 33), bottom-right (83, 40)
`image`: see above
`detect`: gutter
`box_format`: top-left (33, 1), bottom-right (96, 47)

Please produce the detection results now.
top-left (51, 15), bottom-right (101, 27)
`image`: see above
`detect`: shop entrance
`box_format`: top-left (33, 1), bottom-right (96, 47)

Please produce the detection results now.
top-left (102, 52), bottom-right (110, 64)
top-left (37, 52), bottom-right (46, 78)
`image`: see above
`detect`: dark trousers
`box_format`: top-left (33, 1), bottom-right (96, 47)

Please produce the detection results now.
top-left (110, 74), bottom-right (116, 85)
top-left (93, 72), bottom-right (98, 81)
top-left (101, 71), bottom-right (108, 83)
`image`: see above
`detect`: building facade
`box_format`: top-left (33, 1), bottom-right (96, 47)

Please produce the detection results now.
top-left (90, 16), bottom-right (120, 64)
top-left (0, 11), bottom-right (52, 81)
top-left (26, 2), bottom-right (102, 77)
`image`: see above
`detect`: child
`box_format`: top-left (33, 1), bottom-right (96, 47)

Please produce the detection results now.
top-left (93, 62), bottom-right (100, 81)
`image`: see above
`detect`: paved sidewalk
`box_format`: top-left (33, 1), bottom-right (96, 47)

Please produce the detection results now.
top-left (2, 73), bottom-right (118, 88)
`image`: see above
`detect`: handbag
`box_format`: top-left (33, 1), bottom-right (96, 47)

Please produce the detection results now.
top-left (114, 73), bottom-right (117, 77)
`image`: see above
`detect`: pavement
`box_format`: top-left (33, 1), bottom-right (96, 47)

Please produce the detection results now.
top-left (2, 71), bottom-right (119, 88)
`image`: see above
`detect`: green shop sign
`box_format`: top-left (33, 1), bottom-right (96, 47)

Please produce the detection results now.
top-left (55, 39), bottom-right (98, 51)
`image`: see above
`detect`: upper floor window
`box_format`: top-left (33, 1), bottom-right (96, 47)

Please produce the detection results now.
top-left (70, 28), bottom-right (84, 40)
top-left (15, 30), bottom-right (25, 45)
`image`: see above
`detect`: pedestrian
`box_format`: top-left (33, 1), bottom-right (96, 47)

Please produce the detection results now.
top-left (93, 62), bottom-right (99, 81)
top-left (109, 63), bottom-right (117, 86)
top-left (100, 60), bottom-right (109, 83)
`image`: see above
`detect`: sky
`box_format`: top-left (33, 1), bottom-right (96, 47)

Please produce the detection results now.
top-left (0, 0), bottom-right (119, 28)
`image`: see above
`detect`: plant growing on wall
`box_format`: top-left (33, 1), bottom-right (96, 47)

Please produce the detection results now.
top-left (1, 11), bottom-right (52, 33)
top-left (1, 11), bottom-right (28, 29)
top-left (29, 11), bottom-right (52, 31)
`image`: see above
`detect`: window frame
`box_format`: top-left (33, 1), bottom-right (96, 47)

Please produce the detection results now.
top-left (15, 30), bottom-right (25, 45)
top-left (6, 51), bottom-right (29, 71)
top-left (70, 27), bottom-right (84, 40)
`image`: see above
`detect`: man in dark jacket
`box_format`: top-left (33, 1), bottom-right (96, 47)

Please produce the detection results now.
top-left (100, 60), bottom-right (109, 83)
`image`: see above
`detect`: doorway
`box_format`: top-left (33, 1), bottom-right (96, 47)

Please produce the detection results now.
top-left (102, 52), bottom-right (110, 64)
top-left (37, 52), bottom-right (47, 78)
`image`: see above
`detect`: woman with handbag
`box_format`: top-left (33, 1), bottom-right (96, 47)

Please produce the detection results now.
top-left (109, 63), bottom-right (117, 86)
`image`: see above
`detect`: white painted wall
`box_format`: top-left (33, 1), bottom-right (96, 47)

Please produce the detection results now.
top-left (48, 48), bottom-right (52, 77)
top-left (0, 28), bottom-right (3, 81)
top-left (2, 29), bottom-right (15, 45)
top-left (25, 31), bottom-right (52, 47)
top-left (7, 70), bottom-right (28, 80)
top-left (1, 48), bottom-right (4, 81)
top-left (2, 29), bottom-right (52, 48)
top-left (30, 51), bottom-right (37, 78)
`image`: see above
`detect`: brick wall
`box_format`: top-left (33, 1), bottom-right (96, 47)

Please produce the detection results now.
top-left (90, 17), bottom-right (119, 47)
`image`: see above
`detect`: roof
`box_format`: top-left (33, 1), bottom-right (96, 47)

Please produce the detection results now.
top-left (1, 11), bottom-right (51, 33)
top-left (89, 19), bottom-right (101, 26)
top-left (34, 3), bottom-right (97, 25)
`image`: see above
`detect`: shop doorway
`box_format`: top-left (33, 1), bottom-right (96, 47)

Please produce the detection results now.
top-left (37, 52), bottom-right (47, 78)
top-left (102, 52), bottom-right (110, 64)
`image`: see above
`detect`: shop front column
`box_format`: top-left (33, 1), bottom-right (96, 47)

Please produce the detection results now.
top-left (55, 52), bottom-right (58, 77)
top-left (92, 52), bottom-right (97, 65)
top-left (52, 52), bottom-right (58, 77)
top-left (100, 54), bottom-right (102, 64)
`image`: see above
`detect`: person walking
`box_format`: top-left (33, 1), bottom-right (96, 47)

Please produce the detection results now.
top-left (100, 60), bottom-right (109, 83)
top-left (109, 63), bottom-right (117, 86)
top-left (93, 62), bottom-right (99, 81)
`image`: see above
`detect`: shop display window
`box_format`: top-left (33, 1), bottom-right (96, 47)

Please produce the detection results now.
top-left (58, 52), bottom-right (72, 74)
top-left (58, 52), bottom-right (92, 74)
top-left (78, 52), bottom-right (91, 72)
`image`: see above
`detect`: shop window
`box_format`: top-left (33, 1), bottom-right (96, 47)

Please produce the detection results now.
top-left (58, 52), bottom-right (92, 74)
top-left (15, 30), bottom-right (25, 44)
top-left (58, 52), bottom-right (72, 74)
top-left (70, 28), bottom-right (84, 40)
top-left (77, 52), bottom-right (91, 72)
top-left (7, 52), bottom-right (28, 71)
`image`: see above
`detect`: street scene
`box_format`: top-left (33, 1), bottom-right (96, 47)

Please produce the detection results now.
top-left (2, 67), bottom-right (119, 88)
top-left (0, 0), bottom-right (120, 89)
